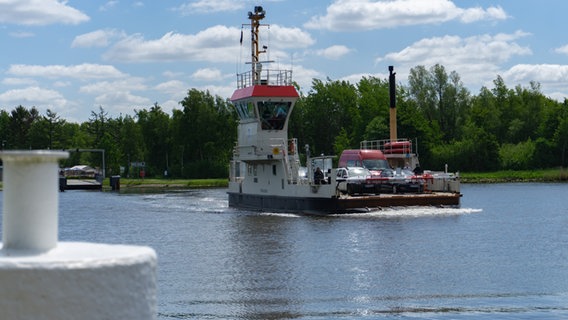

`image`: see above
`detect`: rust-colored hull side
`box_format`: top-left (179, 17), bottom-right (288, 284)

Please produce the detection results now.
top-left (335, 193), bottom-right (461, 211)
top-left (228, 192), bottom-right (461, 215)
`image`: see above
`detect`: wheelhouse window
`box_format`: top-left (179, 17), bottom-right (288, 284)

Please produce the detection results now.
top-left (258, 101), bottom-right (291, 130)
top-left (234, 101), bottom-right (256, 120)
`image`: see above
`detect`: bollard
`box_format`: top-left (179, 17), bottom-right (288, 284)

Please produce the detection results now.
top-left (1, 150), bottom-right (68, 252)
top-left (110, 175), bottom-right (121, 191)
top-left (0, 150), bottom-right (157, 320)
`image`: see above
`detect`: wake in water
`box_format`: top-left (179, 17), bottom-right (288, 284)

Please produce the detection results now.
top-left (260, 207), bottom-right (482, 219)
top-left (132, 190), bottom-right (481, 218)
top-left (340, 206), bottom-right (482, 219)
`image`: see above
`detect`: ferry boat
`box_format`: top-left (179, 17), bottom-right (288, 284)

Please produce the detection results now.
top-left (228, 6), bottom-right (461, 214)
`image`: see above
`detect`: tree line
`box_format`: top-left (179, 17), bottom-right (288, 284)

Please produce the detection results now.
top-left (1, 64), bottom-right (567, 177)
top-left (292, 64), bottom-right (568, 172)
top-left (0, 89), bottom-right (237, 178)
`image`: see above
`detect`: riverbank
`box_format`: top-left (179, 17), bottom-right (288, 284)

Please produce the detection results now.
top-left (1, 169), bottom-right (565, 191)
top-left (116, 168), bottom-right (568, 190)
top-left (460, 168), bottom-right (568, 183)
top-left (115, 178), bottom-right (227, 190)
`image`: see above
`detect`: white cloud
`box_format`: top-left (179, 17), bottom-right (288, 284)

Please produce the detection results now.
top-left (175, 0), bottom-right (244, 14)
top-left (316, 45), bottom-right (352, 60)
top-left (99, 1), bottom-right (118, 12)
top-left (287, 64), bottom-right (323, 92)
top-left (459, 6), bottom-right (507, 23)
top-left (554, 44), bottom-right (568, 55)
top-left (0, 86), bottom-right (67, 108)
top-left (94, 91), bottom-right (153, 115)
top-left (191, 68), bottom-right (225, 82)
top-left (0, 0), bottom-right (89, 26)
top-left (340, 72), bottom-right (386, 85)
top-left (103, 24), bottom-right (313, 63)
top-left (53, 81), bottom-right (71, 88)
top-left (7, 64), bottom-right (126, 79)
top-left (502, 64), bottom-right (568, 84)
top-left (547, 91), bottom-right (568, 102)
top-left (305, 0), bottom-right (507, 31)
top-left (190, 84), bottom-right (235, 102)
top-left (8, 31), bottom-right (35, 38)
top-left (72, 29), bottom-right (125, 48)
top-left (370, 30), bottom-right (534, 94)
top-left (163, 70), bottom-right (184, 78)
top-left (383, 31), bottom-right (531, 67)
top-left (155, 80), bottom-right (187, 95)
top-left (2, 77), bottom-right (38, 86)
top-left (103, 25), bottom-right (242, 62)
top-left (160, 99), bottom-right (181, 115)
top-left (79, 79), bottom-right (147, 95)
top-left (268, 25), bottom-right (315, 49)
top-left (501, 64), bottom-right (568, 101)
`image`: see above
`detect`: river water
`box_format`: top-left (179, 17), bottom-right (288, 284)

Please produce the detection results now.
top-left (2, 183), bottom-right (568, 319)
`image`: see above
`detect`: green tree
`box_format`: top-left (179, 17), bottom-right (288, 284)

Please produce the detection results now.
top-left (354, 76), bottom-right (390, 143)
top-left (176, 89), bottom-right (236, 178)
top-left (408, 64), bottom-right (469, 142)
top-left (60, 121), bottom-right (87, 168)
top-left (0, 110), bottom-right (11, 149)
top-left (555, 99), bottom-right (568, 167)
top-left (408, 65), bottom-right (437, 124)
top-left (8, 105), bottom-right (39, 149)
top-left (431, 122), bottom-right (499, 171)
top-left (363, 116), bottom-right (389, 142)
top-left (499, 140), bottom-right (536, 170)
top-left (118, 114), bottom-right (145, 178)
top-left (136, 103), bottom-right (171, 177)
top-left (470, 86), bottom-right (500, 138)
top-left (301, 78), bottom-right (358, 155)
top-left (28, 109), bottom-right (66, 149)
top-left (85, 106), bottom-right (121, 175)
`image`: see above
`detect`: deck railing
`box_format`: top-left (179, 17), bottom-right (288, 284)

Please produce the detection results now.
top-left (360, 138), bottom-right (415, 154)
top-left (237, 69), bottom-right (293, 89)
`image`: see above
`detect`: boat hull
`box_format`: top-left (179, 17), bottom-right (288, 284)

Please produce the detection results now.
top-left (228, 191), bottom-right (461, 215)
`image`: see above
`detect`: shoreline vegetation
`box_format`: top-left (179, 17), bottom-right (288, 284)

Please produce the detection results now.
top-left (114, 168), bottom-right (568, 190)
top-left (459, 168), bottom-right (568, 183)
top-left (1, 170), bottom-right (565, 191)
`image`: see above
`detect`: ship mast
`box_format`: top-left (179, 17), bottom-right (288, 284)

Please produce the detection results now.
top-left (389, 66), bottom-right (397, 141)
top-left (248, 6), bottom-right (267, 85)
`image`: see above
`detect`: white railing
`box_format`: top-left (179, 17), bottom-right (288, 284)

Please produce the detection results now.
top-left (237, 69), bottom-right (293, 89)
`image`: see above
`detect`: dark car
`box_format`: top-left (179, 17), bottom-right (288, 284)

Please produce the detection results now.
top-left (375, 168), bottom-right (424, 193)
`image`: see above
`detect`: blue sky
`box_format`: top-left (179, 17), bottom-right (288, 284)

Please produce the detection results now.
top-left (1, 0), bottom-right (567, 122)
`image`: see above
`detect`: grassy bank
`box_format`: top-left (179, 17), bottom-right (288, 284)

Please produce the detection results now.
top-left (116, 178), bottom-right (228, 189)
top-left (113, 168), bottom-right (568, 190)
top-left (3, 171), bottom-right (564, 191)
top-left (460, 168), bottom-right (568, 183)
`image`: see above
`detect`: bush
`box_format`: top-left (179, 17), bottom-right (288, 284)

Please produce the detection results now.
top-left (430, 125), bottom-right (500, 172)
top-left (499, 140), bottom-right (536, 170)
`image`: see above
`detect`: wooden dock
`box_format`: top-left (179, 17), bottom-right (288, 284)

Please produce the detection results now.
top-left (60, 178), bottom-right (102, 191)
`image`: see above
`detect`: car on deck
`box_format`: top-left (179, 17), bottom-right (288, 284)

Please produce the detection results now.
top-left (336, 167), bottom-right (374, 194)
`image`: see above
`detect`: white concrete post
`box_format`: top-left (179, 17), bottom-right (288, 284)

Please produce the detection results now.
top-left (0, 150), bottom-right (157, 320)
top-left (1, 150), bottom-right (68, 252)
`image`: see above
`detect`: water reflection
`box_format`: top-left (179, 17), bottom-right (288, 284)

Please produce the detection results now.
top-left (2, 184), bottom-right (568, 319)
top-left (226, 215), bottom-right (297, 319)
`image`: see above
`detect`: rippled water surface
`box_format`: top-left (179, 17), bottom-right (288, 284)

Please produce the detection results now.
top-left (3, 183), bottom-right (568, 319)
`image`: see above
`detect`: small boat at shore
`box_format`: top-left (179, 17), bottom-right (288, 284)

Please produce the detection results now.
top-left (228, 7), bottom-right (461, 214)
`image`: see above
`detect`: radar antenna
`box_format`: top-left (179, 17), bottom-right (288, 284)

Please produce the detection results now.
top-left (247, 6), bottom-right (268, 85)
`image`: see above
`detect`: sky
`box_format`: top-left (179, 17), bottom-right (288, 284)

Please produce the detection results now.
top-left (1, 0), bottom-right (568, 123)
